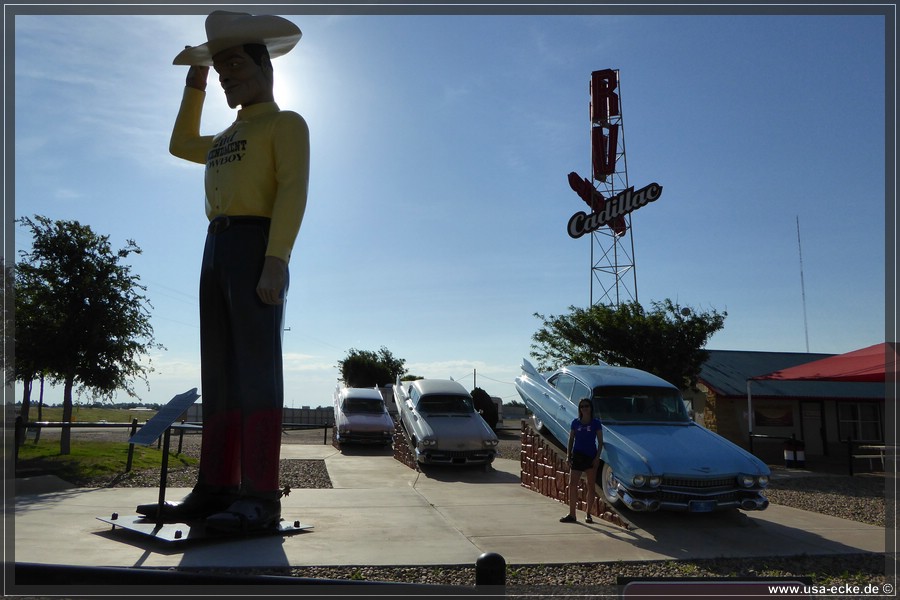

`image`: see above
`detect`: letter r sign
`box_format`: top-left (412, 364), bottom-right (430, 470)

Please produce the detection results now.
top-left (591, 69), bottom-right (620, 123)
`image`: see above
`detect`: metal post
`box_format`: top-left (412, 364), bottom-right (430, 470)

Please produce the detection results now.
top-left (177, 420), bottom-right (185, 456)
top-left (746, 380), bottom-right (753, 453)
top-left (475, 552), bottom-right (506, 586)
top-left (125, 418), bottom-right (138, 472)
top-left (848, 436), bottom-right (854, 476)
top-left (155, 427), bottom-right (172, 527)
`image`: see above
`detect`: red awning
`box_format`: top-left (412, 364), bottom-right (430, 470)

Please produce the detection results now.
top-left (752, 342), bottom-right (896, 383)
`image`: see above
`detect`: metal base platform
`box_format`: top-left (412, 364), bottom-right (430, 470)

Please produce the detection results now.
top-left (97, 514), bottom-right (313, 543)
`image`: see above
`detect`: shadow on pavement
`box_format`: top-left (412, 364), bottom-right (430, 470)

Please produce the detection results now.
top-left (418, 462), bottom-right (522, 484)
top-left (333, 443), bottom-right (394, 457)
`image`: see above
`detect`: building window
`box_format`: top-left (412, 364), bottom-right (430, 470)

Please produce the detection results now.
top-left (754, 405), bottom-right (794, 427)
top-left (837, 402), bottom-right (883, 442)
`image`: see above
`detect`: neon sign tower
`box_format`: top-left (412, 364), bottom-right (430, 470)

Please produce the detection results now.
top-left (567, 69), bottom-right (660, 307)
top-left (588, 68), bottom-right (635, 306)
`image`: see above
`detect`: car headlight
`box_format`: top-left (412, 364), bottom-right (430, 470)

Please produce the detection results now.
top-left (421, 438), bottom-right (437, 447)
top-left (757, 475), bottom-right (769, 488)
top-left (632, 474), bottom-right (646, 487)
top-left (648, 476), bottom-right (661, 488)
top-left (738, 474), bottom-right (755, 488)
top-left (483, 439), bottom-right (499, 447)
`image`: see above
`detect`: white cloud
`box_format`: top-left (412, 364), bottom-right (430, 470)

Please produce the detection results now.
top-left (283, 352), bottom-right (337, 373)
top-left (142, 354), bottom-right (201, 381)
top-left (54, 188), bottom-right (84, 200)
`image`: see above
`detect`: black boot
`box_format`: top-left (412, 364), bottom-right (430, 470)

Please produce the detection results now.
top-left (136, 487), bottom-right (237, 522)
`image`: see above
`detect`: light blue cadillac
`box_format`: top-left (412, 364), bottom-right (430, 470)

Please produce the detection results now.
top-left (515, 358), bottom-right (770, 513)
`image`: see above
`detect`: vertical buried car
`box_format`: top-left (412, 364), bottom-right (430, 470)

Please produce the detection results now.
top-left (515, 358), bottom-right (769, 513)
top-left (333, 386), bottom-right (396, 446)
top-left (394, 377), bottom-right (499, 466)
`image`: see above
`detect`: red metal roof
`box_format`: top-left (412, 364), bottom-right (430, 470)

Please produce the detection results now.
top-left (752, 342), bottom-right (896, 383)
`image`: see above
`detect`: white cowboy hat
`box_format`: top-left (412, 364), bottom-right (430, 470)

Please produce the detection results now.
top-left (173, 10), bottom-right (302, 66)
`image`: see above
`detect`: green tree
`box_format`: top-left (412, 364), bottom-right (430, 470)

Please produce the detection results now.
top-left (10, 255), bottom-right (58, 425)
top-left (2, 259), bottom-right (16, 397)
top-left (530, 299), bottom-right (726, 391)
top-left (337, 346), bottom-right (407, 388)
top-left (15, 215), bottom-right (163, 454)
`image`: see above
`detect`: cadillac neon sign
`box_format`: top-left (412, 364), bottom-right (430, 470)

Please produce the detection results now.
top-left (567, 181), bottom-right (663, 239)
top-left (567, 68), bottom-right (662, 239)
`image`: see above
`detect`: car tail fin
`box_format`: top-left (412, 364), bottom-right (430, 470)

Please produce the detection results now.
top-left (521, 358), bottom-right (541, 379)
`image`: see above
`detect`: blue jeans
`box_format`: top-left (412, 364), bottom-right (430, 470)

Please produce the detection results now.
top-left (197, 216), bottom-right (287, 499)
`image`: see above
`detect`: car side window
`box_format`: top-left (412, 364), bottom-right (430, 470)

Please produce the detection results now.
top-left (550, 374), bottom-right (576, 402)
top-left (571, 380), bottom-right (591, 404)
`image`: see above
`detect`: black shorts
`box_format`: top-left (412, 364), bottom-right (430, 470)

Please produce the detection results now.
top-left (571, 451), bottom-right (596, 472)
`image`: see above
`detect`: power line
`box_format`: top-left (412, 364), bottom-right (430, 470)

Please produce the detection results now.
top-left (476, 373), bottom-right (516, 386)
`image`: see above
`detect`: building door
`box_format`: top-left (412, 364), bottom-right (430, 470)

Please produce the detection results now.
top-left (800, 401), bottom-right (825, 456)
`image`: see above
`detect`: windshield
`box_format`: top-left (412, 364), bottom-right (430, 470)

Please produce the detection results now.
top-left (592, 386), bottom-right (690, 423)
top-left (342, 398), bottom-right (385, 414)
top-left (417, 394), bottom-right (474, 414)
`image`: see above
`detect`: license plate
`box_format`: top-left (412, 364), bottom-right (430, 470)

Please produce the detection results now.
top-left (689, 500), bottom-right (715, 513)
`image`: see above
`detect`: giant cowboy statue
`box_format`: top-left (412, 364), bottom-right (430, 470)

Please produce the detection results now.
top-left (136, 11), bottom-right (310, 533)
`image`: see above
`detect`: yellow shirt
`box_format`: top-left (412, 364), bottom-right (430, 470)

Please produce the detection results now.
top-left (169, 86), bottom-right (310, 262)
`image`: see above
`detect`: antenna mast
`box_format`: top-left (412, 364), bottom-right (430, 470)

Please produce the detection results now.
top-left (796, 216), bottom-right (810, 352)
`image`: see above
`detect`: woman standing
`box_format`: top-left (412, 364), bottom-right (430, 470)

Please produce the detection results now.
top-left (560, 398), bottom-right (604, 523)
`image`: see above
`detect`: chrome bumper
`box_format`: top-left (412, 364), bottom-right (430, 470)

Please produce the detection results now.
top-left (416, 449), bottom-right (496, 465)
top-left (615, 481), bottom-right (769, 512)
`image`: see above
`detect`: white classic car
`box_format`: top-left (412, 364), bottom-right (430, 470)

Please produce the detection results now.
top-left (333, 386), bottom-right (395, 446)
top-left (393, 377), bottom-right (499, 465)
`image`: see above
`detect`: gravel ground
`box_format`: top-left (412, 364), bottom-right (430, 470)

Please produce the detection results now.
top-left (22, 426), bottom-right (892, 593)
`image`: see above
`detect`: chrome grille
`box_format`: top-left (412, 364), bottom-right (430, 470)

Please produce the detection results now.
top-left (658, 490), bottom-right (739, 503)
top-left (662, 476), bottom-right (734, 489)
top-left (444, 450), bottom-right (491, 458)
top-left (426, 449), bottom-right (494, 463)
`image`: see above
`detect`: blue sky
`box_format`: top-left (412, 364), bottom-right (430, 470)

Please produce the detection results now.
top-left (9, 7), bottom-right (891, 409)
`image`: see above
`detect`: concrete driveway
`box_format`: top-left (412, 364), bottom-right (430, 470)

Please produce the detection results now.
top-left (13, 445), bottom-right (883, 573)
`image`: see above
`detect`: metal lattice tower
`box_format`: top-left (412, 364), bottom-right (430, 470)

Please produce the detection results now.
top-left (588, 69), bottom-right (638, 307)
